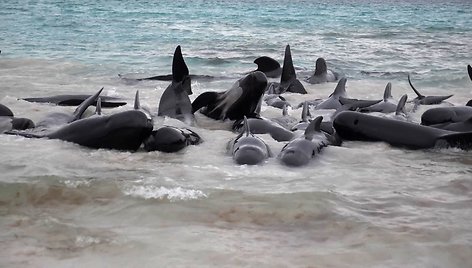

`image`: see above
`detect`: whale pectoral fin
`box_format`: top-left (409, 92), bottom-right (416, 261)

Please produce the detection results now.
top-left (72, 87), bottom-right (103, 121)
top-left (191, 92), bottom-right (218, 113)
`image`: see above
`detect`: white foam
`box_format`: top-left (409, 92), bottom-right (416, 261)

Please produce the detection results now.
top-left (122, 185), bottom-right (208, 201)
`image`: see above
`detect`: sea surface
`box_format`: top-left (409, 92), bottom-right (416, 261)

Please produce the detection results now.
top-left (1, 0), bottom-right (472, 267)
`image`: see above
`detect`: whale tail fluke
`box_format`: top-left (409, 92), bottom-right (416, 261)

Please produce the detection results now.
top-left (408, 74), bottom-right (424, 99)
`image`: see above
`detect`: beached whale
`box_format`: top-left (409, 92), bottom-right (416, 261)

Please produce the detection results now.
top-left (305, 57), bottom-right (339, 84)
top-left (408, 75), bottom-right (453, 105)
top-left (34, 87), bottom-right (103, 129)
top-left (252, 56), bottom-right (282, 78)
top-left (228, 117), bottom-right (271, 165)
top-left (143, 126), bottom-right (202, 153)
top-left (314, 77), bottom-right (348, 110)
top-left (279, 116), bottom-right (331, 166)
top-left (359, 82), bottom-right (399, 113)
top-left (157, 45), bottom-right (195, 124)
top-left (266, 45), bottom-right (307, 94)
top-left (333, 111), bottom-right (472, 150)
top-left (421, 106), bottom-right (472, 126)
top-left (21, 94), bottom-right (126, 108)
top-left (192, 71), bottom-right (267, 121)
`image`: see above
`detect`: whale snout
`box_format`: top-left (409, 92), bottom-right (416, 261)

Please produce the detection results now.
top-left (279, 149), bottom-right (309, 167)
top-left (234, 146), bottom-right (267, 165)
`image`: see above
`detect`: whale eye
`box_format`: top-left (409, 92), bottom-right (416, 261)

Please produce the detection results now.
top-left (354, 119), bottom-right (359, 125)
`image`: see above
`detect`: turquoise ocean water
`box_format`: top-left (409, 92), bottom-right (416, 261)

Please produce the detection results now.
top-left (1, 0), bottom-right (472, 267)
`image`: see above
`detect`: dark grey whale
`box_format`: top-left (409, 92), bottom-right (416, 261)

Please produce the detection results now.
top-left (279, 116), bottom-right (330, 166)
top-left (143, 126), bottom-right (201, 153)
top-left (253, 56), bottom-right (282, 78)
top-left (266, 45), bottom-right (307, 95)
top-left (192, 71), bottom-right (268, 121)
top-left (421, 106), bottom-right (472, 126)
top-left (408, 75), bottom-right (453, 105)
top-left (22, 94), bottom-right (126, 108)
top-left (228, 117), bottom-right (271, 165)
top-left (305, 57), bottom-right (339, 84)
top-left (157, 45), bottom-right (195, 124)
top-left (333, 111), bottom-right (472, 150)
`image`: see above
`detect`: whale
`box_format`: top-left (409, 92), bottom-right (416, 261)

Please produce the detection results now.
top-left (266, 45), bottom-right (307, 94)
top-left (0, 103), bottom-right (35, 132)
top-left (333, 111), bottom-right (472, 150)
top-left (0, 104), bottom-right (14, 117)
top-left (35, 87), bottom-right (104, 129)
top-left (0, 117), bottom-right (35, 133)
top-left (143, 126), bottom-right (202, 153)
top-left (305, 57), bottom-right (339, 84)
top-left (192, 71), bottom-right (268, 121)
top-left (157, 45), bottom-right (194, 124)
top-left (421, 106), bottom-right (472, 126)
top-left (408, 75), bottom-right (453, 105)
top-left (428, 117), bottom-right (472, 132)
top-left (271, 104), bottom-right (299, 130)
top-left (228, 117), bottom-right (271, 165)
top-left (279, 116), bottom-right (330, 166)
top-left (6, 109), bottom-right (153, 151)
top-left (253, 56), bottom-right (282, 78)
top-left (21, 94), bottom-right (126, 108)
top-left (359, 82), bottom-right (398, 113)
top-left (264, 95), bottom-right (291, 109)
top-left (315, 77), bottom-right (348, 110)
top-left (232, 116), bottom-right (294, 142)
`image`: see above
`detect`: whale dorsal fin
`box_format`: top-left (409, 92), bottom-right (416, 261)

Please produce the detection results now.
top-left (134, 90), bottom-right (140, 110)
top-left (408, 74), bottom-right (424, 99)
top-left (243, 116), bottom-right (251, 137)
top-left (254, 56), bottom-right (280, 73)
top-left (468, 65), bottom-right (472, 82)
top-left (72, 87), bottom-right (103, 121)
top-left (467, 100), bottom-right (472, 107)
top-left (305, 116), bottom-right (323, 140)
top-left (281, 44), bottom-right (296, 83)
top-left (95, 97), bottom-right (102, 115)
top-left (383, 82), bottom-right (392, 101)
top-left (172, 45), bottom-right (189, 83)
top-left (301, 101), bottom-right (309, 122)
top-left (314, 58), bottom-right (327, 76)
top-left (330, 77), bottom-right (347, 97)
top-left (395, 94), bottom-right (408, 115)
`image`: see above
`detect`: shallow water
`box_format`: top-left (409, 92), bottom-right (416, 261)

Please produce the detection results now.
top-left (1, 0), bottom-right (472, 267)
